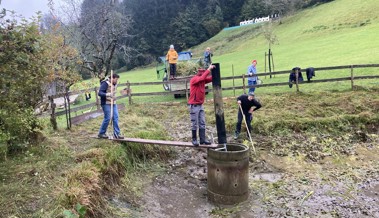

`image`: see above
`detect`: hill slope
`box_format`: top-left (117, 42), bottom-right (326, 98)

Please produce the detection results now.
top-left (191, 0), bottom-right (379, 70)
top-left (112, 0), bottom-right (378, 98)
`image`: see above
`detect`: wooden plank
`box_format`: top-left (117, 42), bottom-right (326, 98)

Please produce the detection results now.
top-left (118, 78), bottom-right (189, 87)
top-left (55, 102), bottom-right (97, 116)
top-left (114, 137), bottom-right (218, 148)
top-left (48, 64), bottom-right (379, 99)
top-left (130, 90), bottom-right (187, 96)
top-left (92, 136), bottom-right (218, 148)
top-left (221, 64), bottom-right (379, 79)
top-left (49, 89), bottom-right (89, 99)
top-left (71, 104), bottom-right (125, 125)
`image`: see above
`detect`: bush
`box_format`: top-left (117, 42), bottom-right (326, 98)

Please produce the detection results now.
top-left (0, 16), bottom-right (47, 154)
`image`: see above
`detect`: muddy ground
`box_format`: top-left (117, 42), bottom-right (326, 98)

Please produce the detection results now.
top-left (114, 105), bottom-right (379, 218)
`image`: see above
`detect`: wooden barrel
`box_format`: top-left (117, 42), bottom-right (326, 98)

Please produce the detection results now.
top-left (207, 143), bottom-right (250, 205)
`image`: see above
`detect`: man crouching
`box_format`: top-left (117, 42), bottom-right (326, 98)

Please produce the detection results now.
top-left (234, 92), bottom-right (262, 139)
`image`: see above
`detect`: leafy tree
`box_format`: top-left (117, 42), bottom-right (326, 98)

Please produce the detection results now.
top-left (0, 7), bottom-right (82, 154)
top-left (202, 0), bottom-right (224, 37)
top-left (0, 13), bottom-right (49, 154)
top-left (43, 22), bottom-right (82, 89)
top-left (51, 0), bottom-right (132, 79)
top-left (169, 3), bottom-right (208, 50)
top-left (78, 0), bottom-right (132, 79)
top-left (240, 0), bottom-right (269, 21)
top-left (219, 0), bottom-right (246, 26)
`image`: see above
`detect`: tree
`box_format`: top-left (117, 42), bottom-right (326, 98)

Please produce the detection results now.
top-left (263, 21), bottom-right (278, 77)
top-left (202, 0), bottom-right (224, 37)
top-left (240, 0), bottom-right (269, 21)
top-left (219, 0), bottom-right (246, 26)
top-left (78, 0), bottom-right (132, 79)
top-left (0, 4), bottom-right (82, 152)
top-left (50, 0), bottom-right (132, 79)
top-left (0, 13), bottom-right (50, 153)
top-left (168, 3), bottom-right (208, 50)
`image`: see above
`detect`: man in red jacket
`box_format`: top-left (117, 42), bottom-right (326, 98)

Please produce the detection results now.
top-left (188, 64), bottom-right (215, 146)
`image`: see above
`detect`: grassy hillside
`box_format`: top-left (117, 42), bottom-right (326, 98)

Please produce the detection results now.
top-left (192, 0), bottom-right (379, 67)
top-left (102, 0), bottom-right (379, 102)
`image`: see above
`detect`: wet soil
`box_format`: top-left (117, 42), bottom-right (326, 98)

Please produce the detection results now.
top-left (130, 144), bottom-right (379, 218)
top-left (116, 105), bottom-right (379, 218)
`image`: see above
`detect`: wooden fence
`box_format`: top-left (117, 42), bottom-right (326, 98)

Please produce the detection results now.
top-left (48, 64), bottom-right (379, 128)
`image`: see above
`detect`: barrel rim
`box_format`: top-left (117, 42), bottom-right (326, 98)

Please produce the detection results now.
top-left (209, 143), bottom-right (249, 154)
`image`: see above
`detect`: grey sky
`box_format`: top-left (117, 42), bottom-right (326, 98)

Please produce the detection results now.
top-left (1, 0), bottom-right (53, 19)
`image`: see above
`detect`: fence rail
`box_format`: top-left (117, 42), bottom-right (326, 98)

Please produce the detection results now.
top-left (48, 64), bottom-right (379, 129)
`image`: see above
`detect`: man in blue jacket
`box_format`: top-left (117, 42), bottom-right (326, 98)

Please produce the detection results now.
top-left (203, 47), bottom-right (213, 68)
top-left (247, 60), bottom-right (258, 93)
top-left (98, 73), bottom-right (124, 139)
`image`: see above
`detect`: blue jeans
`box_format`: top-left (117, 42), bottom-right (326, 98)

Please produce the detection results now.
top-left (98, 104), bottom-right (120, 135)
top-left (248, 80), bottom-right (257, 93)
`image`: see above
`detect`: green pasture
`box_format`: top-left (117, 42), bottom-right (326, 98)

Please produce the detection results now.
top-left (71, 0), bottom-right (378, 106)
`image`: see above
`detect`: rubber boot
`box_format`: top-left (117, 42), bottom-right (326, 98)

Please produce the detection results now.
top-left (192, 130), bottom-right (199, 146)
top-left (199, 129), bottom-right (211, 145)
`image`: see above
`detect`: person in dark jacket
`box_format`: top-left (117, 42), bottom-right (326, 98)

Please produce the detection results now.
top-left (203, 47), bottom-right (213, 68)
top-left (97, 73), bottom-right (124, 139)
top-left (188, 64), bottom-right (215, 146)
top-left (289, 67), bottom-right (303, 88)
top-left (234, 92), bottom-right (262, 139)
top-left (306, 67), bottom-right (315, 82)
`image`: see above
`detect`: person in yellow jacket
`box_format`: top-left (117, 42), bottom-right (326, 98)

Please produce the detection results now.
top-left (166, 44), bottom-right (178, 79)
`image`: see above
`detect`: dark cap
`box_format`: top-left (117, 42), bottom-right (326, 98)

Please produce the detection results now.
top-left (248, 92), bottom-right (255, 96)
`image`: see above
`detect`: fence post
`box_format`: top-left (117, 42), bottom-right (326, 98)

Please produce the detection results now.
top-left (271, 51), bottom-right (275, 78)
top-left (242, 74), bottom-right (246, 94)
top-left (232, 64), bottom-right (236, 97)
top-left (94, 86), bottom-right (100, 110)
top-left (64, 88), bottom-right (72, 129)
top-left (49, 96), bottom-right (57, 130)
top-left (350, 65), bottom-right (354, 90)
top-left (264, 52), bottom-right (267, 79)
top-left (185, 79), bottom-right (189, 100)
top-left (127, 80), bottom-right (132, 105)
top-left (295, 69), bottom-right (300, 92)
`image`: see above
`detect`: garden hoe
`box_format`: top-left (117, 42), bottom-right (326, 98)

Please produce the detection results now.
top-left (239, 104), bottom-right (256, 154)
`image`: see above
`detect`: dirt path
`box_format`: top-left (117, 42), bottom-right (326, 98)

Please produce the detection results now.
top-left (118, 105), bottom-right (379, 217)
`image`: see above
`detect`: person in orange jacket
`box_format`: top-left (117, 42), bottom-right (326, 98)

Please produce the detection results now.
top-left (166, 44), bottom-right (178, 79)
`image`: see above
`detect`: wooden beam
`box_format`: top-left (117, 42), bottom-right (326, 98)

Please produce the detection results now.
top-left (112, 137), bottom-right (218, 148)
top-left (212, 63), bottom-right (227, 144)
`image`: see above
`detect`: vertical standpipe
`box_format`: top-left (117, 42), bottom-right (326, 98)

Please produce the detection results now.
top-left (211, 63), bottom-right (227, 144)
